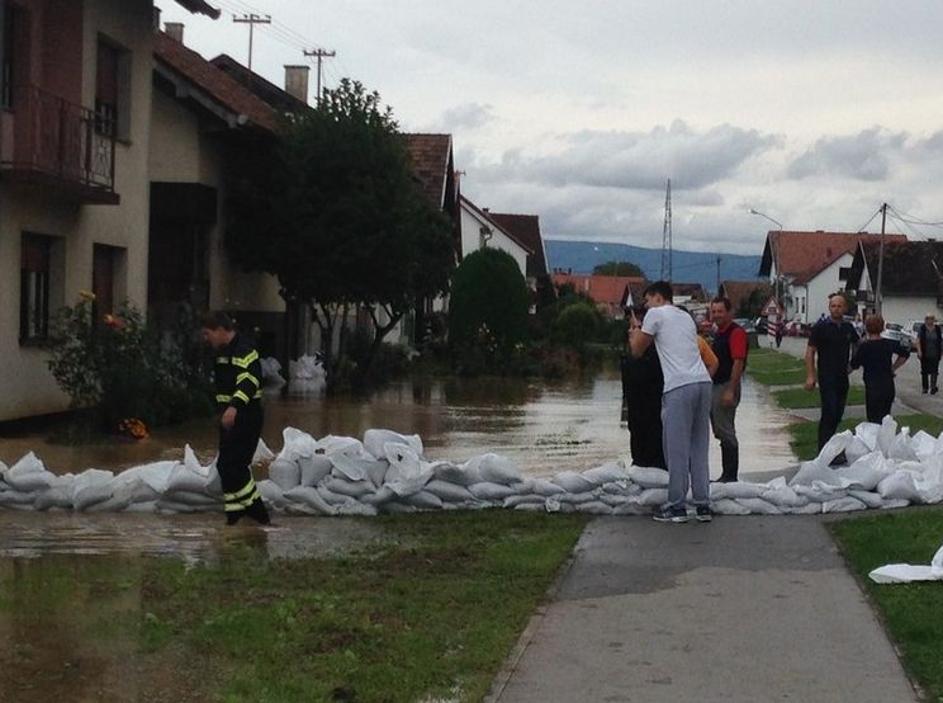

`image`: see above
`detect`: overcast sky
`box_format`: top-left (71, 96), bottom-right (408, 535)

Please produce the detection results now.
top-left (160, 0), bottom-right (943, 255)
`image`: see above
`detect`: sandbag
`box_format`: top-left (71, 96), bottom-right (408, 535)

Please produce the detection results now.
top-left (363, 429), bottom-right (423, 460)
top-left (552, 471), bottom-right (595, 494)
top-left (627, 466), bottom-right (669, 488)
top-left (315, 435), bottom-right (366, 459)
top-left (360, 486), bottom-right (397, 506)
top-left (761, 481), bottom-right (808, 508)
top-left (790, 461), bottom-right (844, 487)
top-left (582, 462), bottom-right (629, 486)
top-left (556, 492), bottom-right (597, 505)
top-left (712, 481), bottom-right (768, 500)
top-left (637, 488), bottom-right (669, 506)
top-left (531, 478), bottom-right (566, 496)
top-left (869, 543), bottom-right (943, 584)
top-left (835, 452), bottom-right (889, 491)
top-left (34, 486), bottom-right (74, 511)
top-left (72, 469), bottom-right (115, 511)
top-left (334, 501), bottom-right (379, 516)
top-left (268, 458), bottom-right (301, 491)
top-left (283, 486), bottom-right (336, 515)
top-left (821, 496), bottom-right (867, 513)
top-left (257, 479), bottom-right (286, 509)
top-left (503, 494), bottom-right (545, 508)
top-left (384, 444), bottom-right (432, 496)
top-left (324, 477), bottom-right (375, 499)
top-left (402, 490), bottom-right (444, 510)
top-left (888, 429), bottom-right (918, 462)
top-left (613, 501), bottom-right (649, 516)
top-left (597, 493), bottom-right (632, 508)
top-left (816, 430), bottom-right (852, 466)
top-left (431, 461), bottom-right (481, 487)
top-left (877, 416), bottom-right (898, 456)
top-left (848, 490), bottom-right (884, 509)
top-left (711, 498), bottom-right (751, 515)
top-left (166, 464), bottom-right (212, 496)
top-left (253, 438), bottom-right (275, 464)
top-left (468, 482), bottom-right (517, 501)
top-left (317, 484), bottom-right (356, 506)
top-left (424, 480), bottom-right (475, 503)
top-left (300, 455), bottom-right (333, 486)
top-left (0, 490), bottom-right (38, 506)
top-left (855, 422), bottom-right (880, 451)
top-left (576, 501), bottom-right (613, 515)
top-left (877, 471), bottom-right (922, 503)
top-left (476, 454), bottom-right (522, 485)
top-left (733, 497), bottom-right (781, 515)
top-left (278, 427), bottom-right (318, 462)
top-left (4, 452), bottom-right (54, 493)
top-left (382, 502), bottom-right (418, 514)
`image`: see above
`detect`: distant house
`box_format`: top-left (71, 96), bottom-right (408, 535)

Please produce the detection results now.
top-left (459, 196), bottom-right (531, 277)
top-left (672, 283), bottom-right (708, 305)
top-left (759, 230), bottom-right (907, 324)
top-left (550, 273), bottom-right (645, 318)
top-left (718, 280), bottom-right (773, 317)
top-left (845, 240), bottom-right (943, 324)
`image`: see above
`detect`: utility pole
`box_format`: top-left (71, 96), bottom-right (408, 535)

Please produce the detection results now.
top-left (233, 13), bottom-right (271, 84)
top-left (304, 48), bottom-right (336, 105)
top-left (875, 202), bottom-right (888, 315)
top-left (660, 178), bottom-right (673, 281)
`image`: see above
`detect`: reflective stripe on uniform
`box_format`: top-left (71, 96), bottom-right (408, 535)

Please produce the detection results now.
top-left (215, 394), bottom-right (232, 403)
top-left (224, 489), bottom-right (261, 511)
top-left (233, 390), bottom-right (250, 404)
top-left (224, 479), bottom-right (257, 502)
top-left (216, 356), bottom-right (230, 364)
top-left (236, 371), bottom-right (261, 388)
top-left (254, 390), bottom-right (264, 399)
top-left (232, 350), bottom-right (259, 369)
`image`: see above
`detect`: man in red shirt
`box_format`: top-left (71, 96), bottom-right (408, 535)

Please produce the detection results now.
top-left (709, 297), bottom-right (749, 482)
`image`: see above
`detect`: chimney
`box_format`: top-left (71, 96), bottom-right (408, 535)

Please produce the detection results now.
top-left (164, 22), bottom-right (184, 43)
top-left (284, 65), bottom-right (310, 104)
top-left (152, 7), bottom-right (162, 31)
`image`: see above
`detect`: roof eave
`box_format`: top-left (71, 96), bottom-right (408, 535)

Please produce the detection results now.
top-left (173, 0), bottom-right (221, 19)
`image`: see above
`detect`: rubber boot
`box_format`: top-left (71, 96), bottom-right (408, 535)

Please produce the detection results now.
top-left (720, 442), bottom-right (739, 483)
top-left (245, 498), bottom-right (271, 526)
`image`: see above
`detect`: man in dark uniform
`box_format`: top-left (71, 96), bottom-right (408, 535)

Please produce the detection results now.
top-left (201, 311), bottom-right (270, 526)
top-left (622, 305), bottom-right (667, 469)
top-left (804, 294), bottom-right (859, 452)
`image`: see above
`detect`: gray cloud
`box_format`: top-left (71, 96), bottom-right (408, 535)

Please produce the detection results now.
top-left (435, 102), bottom-right (495, 131)
top-left (787, 127), bottom-right (908, 181)
top-left (485, 120), bottom-right (780, 191)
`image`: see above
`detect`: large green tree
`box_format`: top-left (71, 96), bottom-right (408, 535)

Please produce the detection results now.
top-left (592, 260), bottom-right (644, 277)
top-left (226, 79), bottom-right (454, 387)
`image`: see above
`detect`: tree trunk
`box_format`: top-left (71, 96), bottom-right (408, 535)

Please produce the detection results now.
top-left (362, 306), bottom-right (403, 381)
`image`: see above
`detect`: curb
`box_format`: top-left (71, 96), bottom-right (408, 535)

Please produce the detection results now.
top-left (482, 521), bottom-right (588, 703)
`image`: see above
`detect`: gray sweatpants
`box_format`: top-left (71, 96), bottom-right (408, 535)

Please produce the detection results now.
top-left (662, 381), bottom-right (712, 509)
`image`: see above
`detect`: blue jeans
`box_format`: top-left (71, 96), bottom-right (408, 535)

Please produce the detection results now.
top-left (818, 375), bottom-right (849, 451)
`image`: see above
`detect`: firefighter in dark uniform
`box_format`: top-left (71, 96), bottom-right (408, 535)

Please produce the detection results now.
top-left (201, 311), bottom-right (271, 526)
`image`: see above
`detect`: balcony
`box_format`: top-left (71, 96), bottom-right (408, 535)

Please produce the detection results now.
top-left (0, 84), bottom-right (118, 204)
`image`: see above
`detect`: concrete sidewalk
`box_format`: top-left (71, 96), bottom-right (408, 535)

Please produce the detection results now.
top-left (492, 517), bottom-right (917, 703)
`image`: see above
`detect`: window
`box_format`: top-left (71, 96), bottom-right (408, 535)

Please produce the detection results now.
top-left (1, 2), bottom-right (15, 110)
top-left (95, 41), bottom-right (119, 136)
top-left (20, 235), bottom-right (52, 342)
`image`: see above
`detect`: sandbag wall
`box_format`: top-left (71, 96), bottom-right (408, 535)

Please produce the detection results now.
top-left (2, 417), bottom-right (943, 516)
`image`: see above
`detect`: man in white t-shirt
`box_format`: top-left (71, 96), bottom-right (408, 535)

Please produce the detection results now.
top-left (630, 280), bottom-right (716, 523)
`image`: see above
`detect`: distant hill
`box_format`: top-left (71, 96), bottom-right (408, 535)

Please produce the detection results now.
top-left (544, 240), bottom-right (763, 293)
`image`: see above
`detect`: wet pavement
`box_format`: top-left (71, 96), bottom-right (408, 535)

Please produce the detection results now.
top-left (1, 368), bottom-right (799, 480)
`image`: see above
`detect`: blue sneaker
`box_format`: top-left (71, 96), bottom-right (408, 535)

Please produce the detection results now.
top-left (652, 506), bottom-right (689, 523)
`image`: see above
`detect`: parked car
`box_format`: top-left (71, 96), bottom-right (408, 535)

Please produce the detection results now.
top-left (882, 322), bottom-right (913, 349)
top-left (733, 318), bottom-right (756, 334)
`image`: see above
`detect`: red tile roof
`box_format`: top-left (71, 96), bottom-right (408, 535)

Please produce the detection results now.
top-left (153, 32), bottom-right (279, 133)
top-left (404, 134), bottom-right (452, 208)
top-left (488, 213), bottom-right (548, 278)
top-left (719, 280), bottom-right (773, 313)
top-left (761, 231), bottom-right (907, 285)
top-left (551, 273), bottom-right (645, 309)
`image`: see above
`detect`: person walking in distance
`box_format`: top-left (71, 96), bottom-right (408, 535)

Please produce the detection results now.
top-left (916, 314), bottom-right (942, 395)
top-left (850, 315), bottom-right (910, 423)
top-left (630, 281), bottom-right (718, 523)
top-left (805, 294), bottom-right (859, 453)
top-left (201, 312), bottom-right (271, 526)
top-left (709, 297), bottom-right (748, 483)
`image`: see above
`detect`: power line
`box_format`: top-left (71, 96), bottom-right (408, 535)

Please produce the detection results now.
top-left (887, 205), bottom-right (943, 227)
top-left (232, 13), bottom-right (271, 79)
top-left (303, 48), bottom-right (336, 105)
top-left (855, 207), bottom-right (883, 233)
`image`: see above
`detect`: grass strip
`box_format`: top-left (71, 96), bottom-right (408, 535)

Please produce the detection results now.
top-left (786, 413), bottom-right (943, 460)
top-left (829, 508), bottom-right (943, 701)
top-left (773, 385), bottom-right (866, 409)
top-left (747, 349), bottom-right (807, 386)
top-left (0, 511), bottom-right (587, 703)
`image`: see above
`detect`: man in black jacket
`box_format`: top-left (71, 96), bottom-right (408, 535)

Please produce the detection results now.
top-left (916, 314), bottom-right (942, 395)
top-left (201, 311), bottom-right (270, 526)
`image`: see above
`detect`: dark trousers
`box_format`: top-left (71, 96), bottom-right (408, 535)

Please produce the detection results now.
top-left (920, 356), bottom-right (940, 392)
top-left (818, 375), bottom-right (849, 451)
top-left (628, 410), bottom-right (667, 469)
top-left (864, 379), bottom-right (895, 424)
top-left (218, 404), bottom-right (269, 524)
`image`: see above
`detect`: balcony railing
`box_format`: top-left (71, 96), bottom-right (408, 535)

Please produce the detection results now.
top-left (0, 84), bottom-right (117, 202)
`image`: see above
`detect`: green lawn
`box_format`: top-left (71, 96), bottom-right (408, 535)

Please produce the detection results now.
top-left (0, 511), bottom-right (587, 703)
top-left (747, 349), bottom-right (808, 386)
top-left (787, 413), bottom-right (943, 460)
top-left (773, 385), bottom-right (867, 409)
top-left (829, 508), bottom-right (943, 700)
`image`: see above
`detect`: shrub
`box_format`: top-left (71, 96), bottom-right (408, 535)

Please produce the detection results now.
top-left (449, 248), bottom-right (530, 357)
top-left (551, 302), bottom-right (599, 349)
top-left (47, 297), bottom-right (213, 432)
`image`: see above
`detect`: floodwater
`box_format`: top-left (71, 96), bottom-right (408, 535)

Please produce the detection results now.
top-left (0, 367), bottom-right (798, 479)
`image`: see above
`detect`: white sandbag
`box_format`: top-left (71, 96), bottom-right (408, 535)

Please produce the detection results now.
top-left (431, 461), bottom-right (481, 487)
top-left (914, 467), bottom-right (943, 505)
top-left (364, 459), bottom-right (390, 488)
top-left (382, 502), bottom-right (418, 514)
top-left (130, 461), bottom-right (176, 495)
top-left (794, 482), bottom-right (848, 503)
top-left (627, 466), bottom-right (669, 488)
top-left (183, 444), bottom-right (202, 473)
top-left (317, 484), bottom-right (356, 506)
top-left (278, 427), bottom-right (318, 462)
top-left (260, 357), bottom-right (285, 387)
top-left (253, 438), bottom-right (275, 464)
top-left (848, 490), bottom-right (885, 509)
top-left (163, 490), bottom-right (218, 507)
top-left (384, 444), bottom-right (432, 496)
top-left (334, 501), bottom-right (379, 516)
top-left (283, 486), bottom-right (336, 515)
top-left (300, 455), bottom-right (333, 486)
top-left (712, 498), bottom-right (751, 515)
top-left (315, 435), bottom-right (366, 459)
top-left (513, 502), bottom-right (545, 512)
top-left (711, 481), bottom-right (767, 500)
top-left (835, 452), bottom-right (889, 490)
top-left (790, 460), bottom-right (844, 487)
top-left (888, 429), bottom-right (919, 462)
top-left (34, 486), bottom-right (74, 511)
top-left (0, 490), bottom-right (39, 506)
top-left (257, 479), bottom-right (286, 509)
top-left (855, 422), bottom-right (880, 451)
top-left (576, 501), bottom-right (613, 515)
top-left (503, 494), bottom-right (545, 508)
top-left (468, 481), bottom-right (517, 501)
top-left (877, 416), bottom-right (898, 456)
top-left (880, 498), bottom-right (911, 510)
top-left (877, 471), bottom-right (922, 503)
top-left (328, 453), bottom-right (374, 482)
top-left (556, 492), bottom-right (597, 505)
top-left (912, 431), bottom-right (937, 461)
top-left (816, 430), bottom-right (852, 466)
top-left (789, 501), bottom-right (825, 515)
top-left (597, 493), bottom-right (632, 508)
top-left (424, 480), bottom-right (474, 503)
top-left (88, 478), bottom-right (159, 513)
top-left (821, 496), bottom-right (867, 513)
top-left (844, 437), bottom-right (871, 465)
top-left (363, 429), bottom-right (423, 460)
top-left (360, 486), bottom-right (396, 506)
top-left (637, 488), bottom-right (669, 506)
top-left (613, 501), bottom-right (649, 516)
top-left (531, 478), bottom-right (566, 496)
top-left (166, 464), bottom-right (211, 495)
top-left (72, 469), bottom-right (115, 511)
top-left (601, 480), bottom-right (639, 496)
top-left (402, 490), bottom-right (444, 510)
top-left (125, 501), bottom-right (158, 514)
top-left (761, 481), bottom-right (808, 508)
top-left (477, 454), bottom-right (522, 485)
top-left (551, 471), bottom-right (595, 494)
top-left (268, 458), bottom-right (301, 491)
top-left (582, 462), bottom-right (629, 486)
top-left (869, 544), bottom-right (943, 584)
top-left (544, 498), bottom-right (561, 513)
top-left (733, 497), bottom-right (782, 515)
top-left (4, 452), bottom-right (54, 492)
top-left (324, 477), bottom-right (376, 499)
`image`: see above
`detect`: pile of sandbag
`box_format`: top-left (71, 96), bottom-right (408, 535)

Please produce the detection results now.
top-left (3, 416), bottom-right (943, 517)
top-left (287, 355), bottom-right (326, 395)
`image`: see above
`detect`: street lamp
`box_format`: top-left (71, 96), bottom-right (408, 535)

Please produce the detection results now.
top-left (749, 208), bottom-right (787, 327)
top-left (749, 208), bottom-right (783, 231)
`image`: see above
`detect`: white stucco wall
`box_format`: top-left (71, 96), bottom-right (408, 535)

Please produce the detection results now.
top-left (880, 297), bottom-right (941, 328)
top-left (459, 204), bottom-right (528, 277)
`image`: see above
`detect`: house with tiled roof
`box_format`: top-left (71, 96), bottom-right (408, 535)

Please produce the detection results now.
top-left (459, 196), bottom-right (531, 277)
top-left (759, 230), bottom-right (907, 324)
top-left (551, 273), bottom-right (646, 318)
top-left (0, 0), bottom-right (225, 422)
top-left (718, 280), bottom-right (773, 316)
top-left (846, 240), bottom-right (943, 324)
